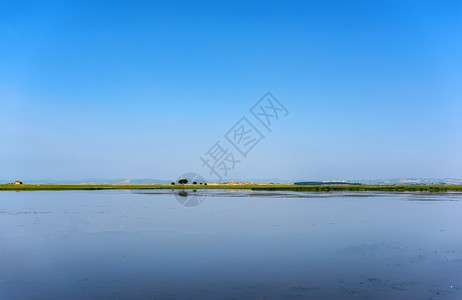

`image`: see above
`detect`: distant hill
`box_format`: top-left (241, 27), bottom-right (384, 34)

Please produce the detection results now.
top-left (0, 178), bottom-right (292, 185)
top-left (352, 178), bottom-right (462, 185)
top-left (293, 178), bottom-right (462, 185)
top-left (1, 177), bottom-right (461, 185)
top-left (0, 178), bottom-right (172, 185)
top-left (294, 181), bottom-right (363, 186)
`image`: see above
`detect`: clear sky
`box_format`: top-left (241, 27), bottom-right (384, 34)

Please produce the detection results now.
top-left (1, 0), bottom-right (461, 182)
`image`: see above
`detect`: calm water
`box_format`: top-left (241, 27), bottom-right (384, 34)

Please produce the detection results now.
top-left (0, 190), bottom-right (461, 300)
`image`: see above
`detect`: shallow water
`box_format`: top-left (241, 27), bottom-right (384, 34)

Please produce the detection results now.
top-left (0, 190), bottom-right (461, 299)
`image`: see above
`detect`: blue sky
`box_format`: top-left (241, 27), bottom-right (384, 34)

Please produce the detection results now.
top-left (1, 0), bottom-right (461, 181)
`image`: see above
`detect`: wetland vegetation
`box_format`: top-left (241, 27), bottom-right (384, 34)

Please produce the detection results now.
top-left (1, 184), bottom-right (462, 192)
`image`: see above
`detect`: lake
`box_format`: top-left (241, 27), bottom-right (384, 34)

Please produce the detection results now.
top-left (0, 190), bottom-right (461, 299)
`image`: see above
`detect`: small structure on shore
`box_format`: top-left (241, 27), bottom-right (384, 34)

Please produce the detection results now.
top-left (14, 181), bottom-right (23, 185)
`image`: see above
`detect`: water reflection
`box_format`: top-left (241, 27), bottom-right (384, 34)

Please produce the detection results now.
top-left (173, 189), bottom-right (207, 207)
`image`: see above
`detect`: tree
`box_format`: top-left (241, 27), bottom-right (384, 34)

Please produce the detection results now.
top-left (171, 182), bottom-right (175, 185)
top-left (193, 181), bottom-right (197, 185)
top-left (178, 179), bottom-right (188, 185)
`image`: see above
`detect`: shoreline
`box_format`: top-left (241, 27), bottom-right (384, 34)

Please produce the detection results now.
top-left (1, 184), bottom-right (462, 192)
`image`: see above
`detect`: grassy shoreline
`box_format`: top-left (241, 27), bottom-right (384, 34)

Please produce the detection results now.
top-left (1, 184), bottom-right (462, 192)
